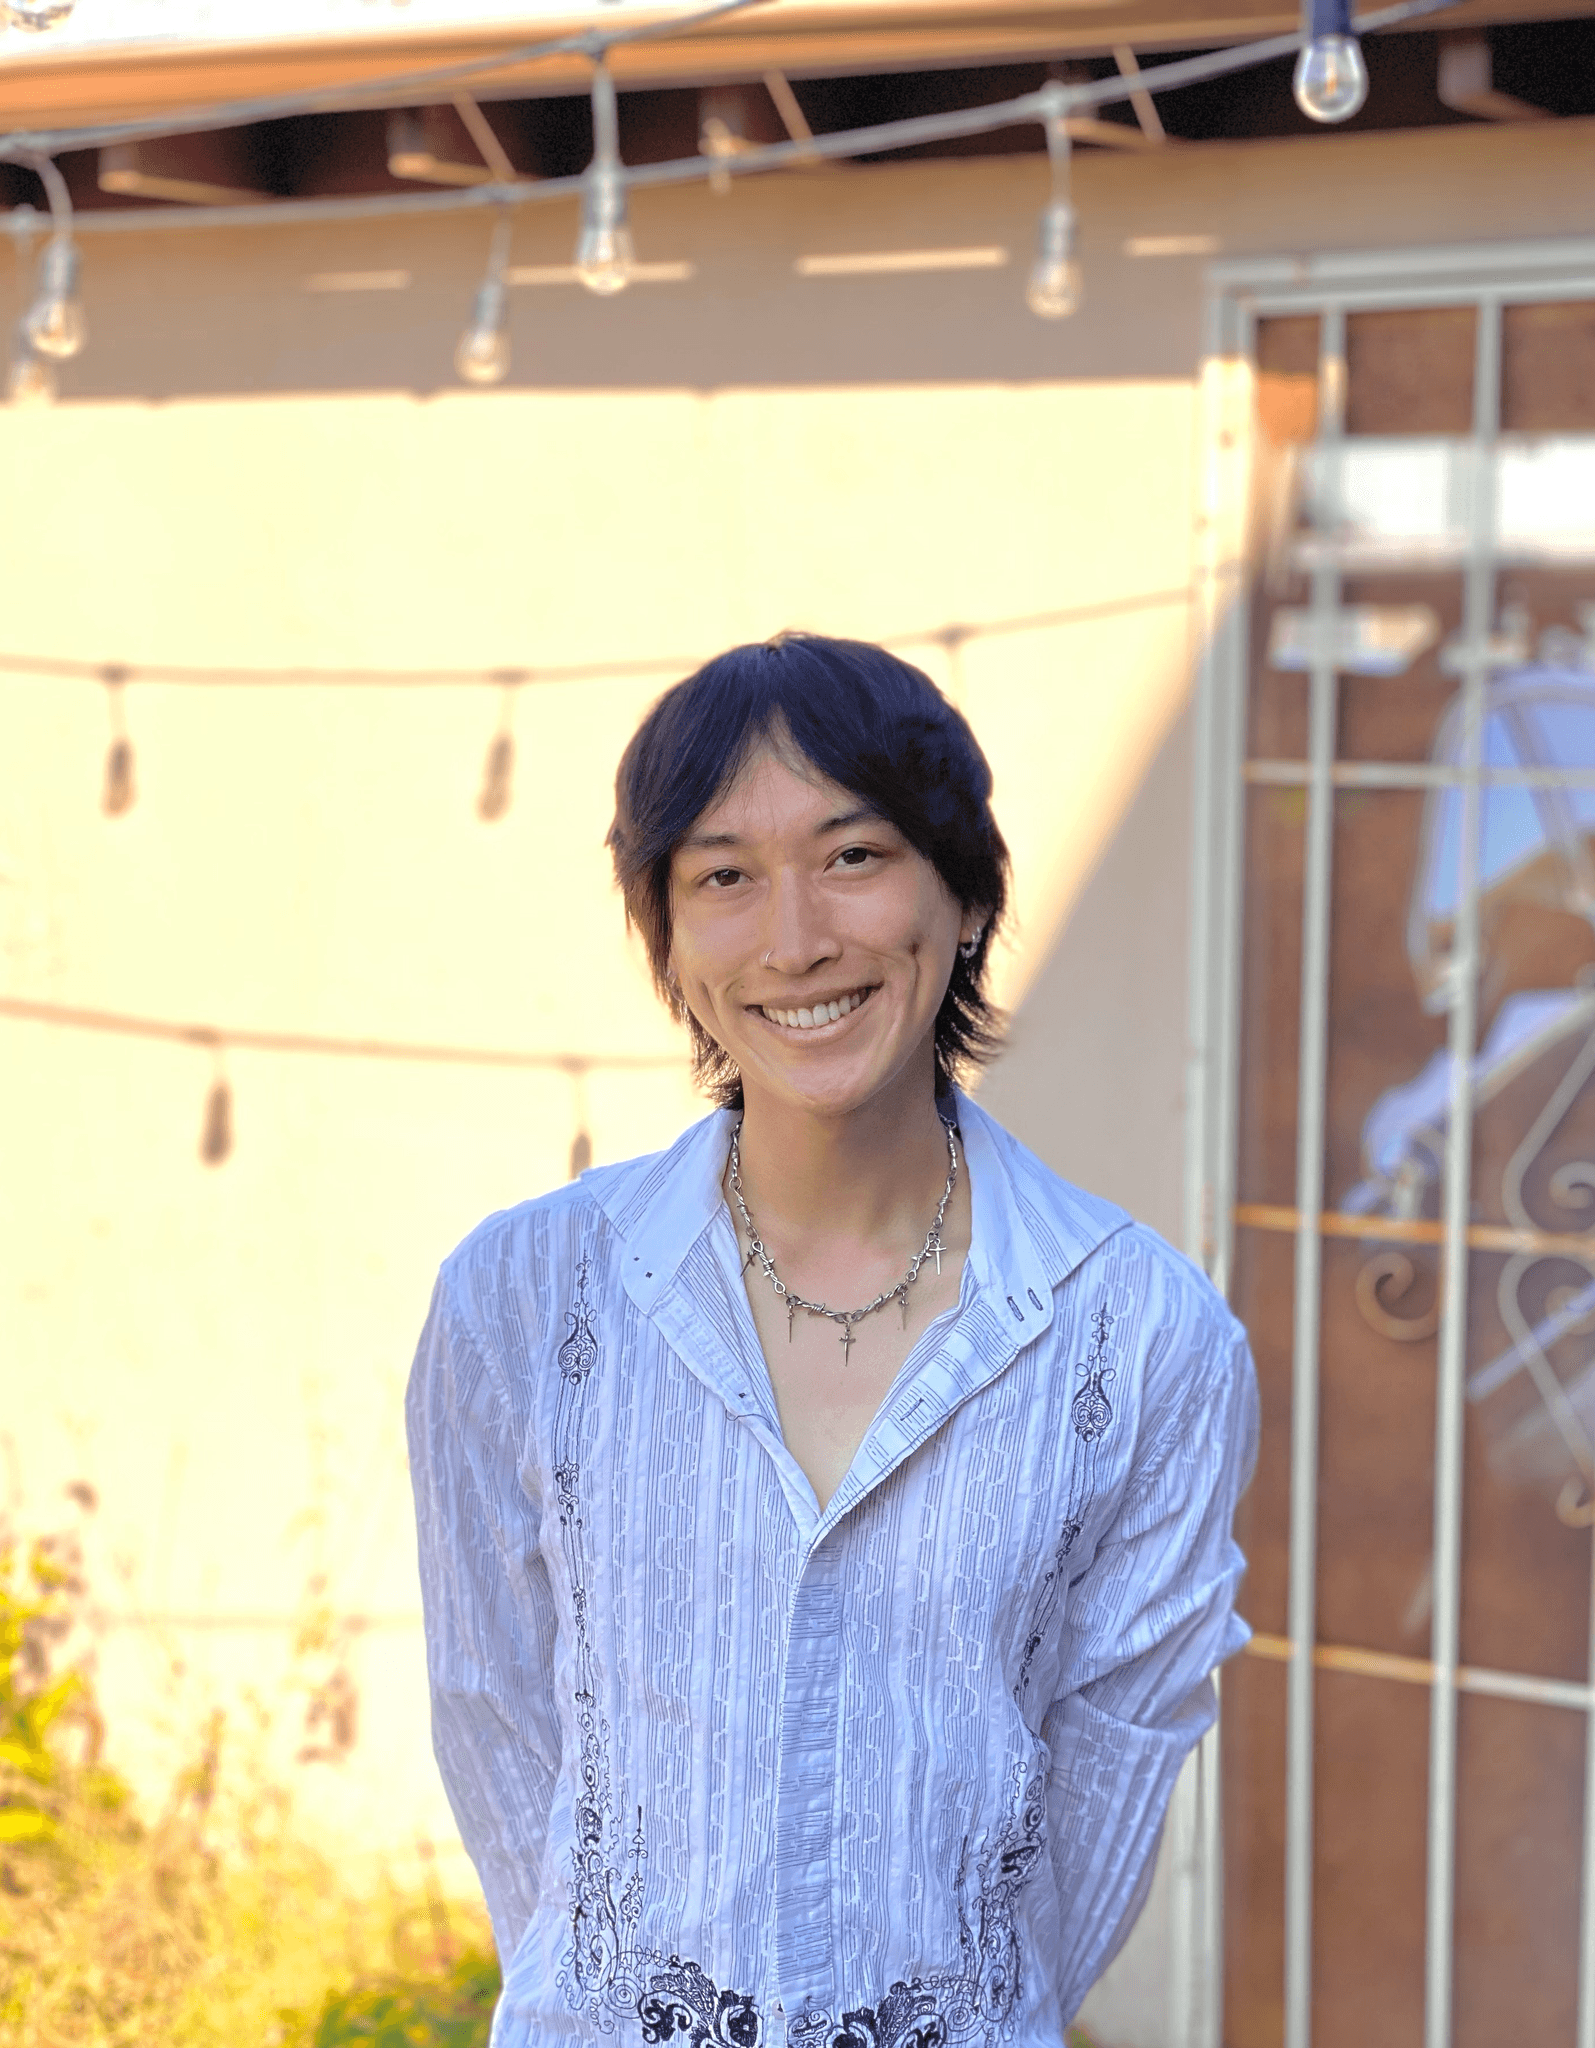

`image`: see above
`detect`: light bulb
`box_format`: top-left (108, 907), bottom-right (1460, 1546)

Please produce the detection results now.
top-left (1026, 199), bottom-right (1083, 320)
top-left (7, 342), bottom-right (55, 406)
top-left (24, 238), bottom-right (86, 360)
top-left (1293, 32), bottom-right (1369, 121)
top-left (199, 1077), bottom-right (234, 1166)
top-left (454, 276), bottom-right (510, 385)
top-left (101, 736), bottom-right (135, 816)
top-left (576, 165), bottom-right (634, 296)
top-left (476, 730), bottom-right (514, 819)
top-left (3, 0), bottom-right (78, 26)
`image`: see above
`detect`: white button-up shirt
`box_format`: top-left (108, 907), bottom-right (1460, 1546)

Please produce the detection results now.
top-left (407, 1093), bottom-right (1257, 2048)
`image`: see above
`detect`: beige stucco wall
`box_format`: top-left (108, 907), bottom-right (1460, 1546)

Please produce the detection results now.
top-left (4, 105), bottom-right (1594, 2042)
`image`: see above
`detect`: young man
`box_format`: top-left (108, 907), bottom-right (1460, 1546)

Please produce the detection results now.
top-left (408, 634), bottom-right (1257, 2048)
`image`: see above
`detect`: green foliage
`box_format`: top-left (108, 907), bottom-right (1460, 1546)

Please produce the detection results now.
top-left (0, 1496), bottom-right (498, 2048)
top-left (0, 1529), bottom-right (104, 1846)
top-left (299, 1946), bottom-right (501, 2048)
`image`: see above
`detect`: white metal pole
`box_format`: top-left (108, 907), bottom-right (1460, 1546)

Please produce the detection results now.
top-left (1422, 294), bottom-right (1500, 2048)
top-left (1283, 303), bottom-right (1345, 2048)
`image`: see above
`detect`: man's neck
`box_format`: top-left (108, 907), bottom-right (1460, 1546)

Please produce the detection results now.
top-left (732, 1062), bottom-right (955, 1258)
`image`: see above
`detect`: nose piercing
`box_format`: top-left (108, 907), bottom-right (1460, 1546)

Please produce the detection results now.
top-left (762, 949), bottom-right (774, 968)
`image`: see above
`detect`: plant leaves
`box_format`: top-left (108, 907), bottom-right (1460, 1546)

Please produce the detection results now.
top-left (0, 1805), bottom-right (57, 1842)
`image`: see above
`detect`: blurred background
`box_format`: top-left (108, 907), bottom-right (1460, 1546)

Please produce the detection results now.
top-left (4, 2), bottom-right (1595, 2045)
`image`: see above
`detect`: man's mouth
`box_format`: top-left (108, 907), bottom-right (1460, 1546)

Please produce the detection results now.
top-left (751, 985), bottom-right (878, 1033)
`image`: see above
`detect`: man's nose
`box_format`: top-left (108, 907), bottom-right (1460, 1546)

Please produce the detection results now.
top-left (760, 870), bottom-right (840, 976)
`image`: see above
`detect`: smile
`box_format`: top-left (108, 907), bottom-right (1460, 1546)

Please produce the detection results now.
top-left (752, 985), bottom-right (877, 1033)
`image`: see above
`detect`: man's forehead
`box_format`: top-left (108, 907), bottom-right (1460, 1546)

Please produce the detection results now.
top-left (678, 746), bottom-right (883, 850)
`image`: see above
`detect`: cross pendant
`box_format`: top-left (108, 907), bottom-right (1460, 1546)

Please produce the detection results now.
top-left (839, 1320), bottom-right (855, 1365)
top-left (932, 1238), bottom-right (943, 1275)
top-left (899, 1290), bottom-right (909, 1330)
top-left (787, 1300), bottom-right (796, 1341)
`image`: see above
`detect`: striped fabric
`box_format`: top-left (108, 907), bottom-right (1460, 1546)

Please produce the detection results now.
top-left (406, 1092), bottom-right (1258, 2048)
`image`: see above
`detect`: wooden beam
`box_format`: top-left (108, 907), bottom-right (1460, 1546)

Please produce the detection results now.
top-left (3, 0), bottom-right (1588, 136)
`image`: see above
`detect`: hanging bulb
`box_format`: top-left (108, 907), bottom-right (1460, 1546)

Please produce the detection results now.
top-left (3, 0), bottom-right (78, 27)
top-left (576, 162), bottom-right (634, 296)
top-left (454, 274), bottom-right (510, 385)
top-left (569, 1129), bottom-right (593, 1179)
top-left (100, 667), bottom-right (134, 815)
top-left (199, 1076), bottom-right (233, 1166)
top-left (477, 730), bottom-right (514, 819)
top-left (1027, 96), bottom-right (1082, 321)
top-left (102, 736), bottom-right (135, 815)
top-left (7, 334), bottom-right (55, 406)
top-left (1027, 199), bottom-right (1083, 320)
top-left (24, 237), bottom-right (86, 361)
top-left (576, 65), bottom-right (634, 296)
top-left (1293, 0), bottom-right (1369, 121)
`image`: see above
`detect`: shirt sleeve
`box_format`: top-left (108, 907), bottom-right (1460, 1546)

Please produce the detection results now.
top-left (406, 1262), bottom-right (563, 1966)
top-left (1041, 1286), bottom-right (1259, 2025)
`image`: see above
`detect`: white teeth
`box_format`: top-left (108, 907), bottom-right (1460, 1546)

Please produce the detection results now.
top-left (760, 989), bottom-right (869, 1028)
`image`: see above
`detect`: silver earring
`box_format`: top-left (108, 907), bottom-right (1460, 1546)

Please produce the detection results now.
top-left (959, 926), bottom-right (985, 961)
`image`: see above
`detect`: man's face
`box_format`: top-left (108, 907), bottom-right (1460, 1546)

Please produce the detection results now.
top-left (667, 739), bottom-right (975, 1121)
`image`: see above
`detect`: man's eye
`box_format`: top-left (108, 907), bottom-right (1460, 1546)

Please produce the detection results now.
top-left (835, 846), bottom-right (873, 868)
top-left (706, 868), bottom-right (744, 888)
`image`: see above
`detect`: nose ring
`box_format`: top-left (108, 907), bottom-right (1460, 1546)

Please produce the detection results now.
top-left (762, 949), bottom-right (774, 968)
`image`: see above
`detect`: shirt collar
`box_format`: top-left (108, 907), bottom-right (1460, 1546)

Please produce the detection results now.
top-left (591, 1088), bottom-right (1130, 1324)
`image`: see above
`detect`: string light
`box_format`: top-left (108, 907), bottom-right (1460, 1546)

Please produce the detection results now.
top-left (0, 584), bottom-right (1196, 817)
top-left (454, 214), bottom-right (513, 384)
top-left (0, 0), bottom-right (1465, 406)
top-left (1293, 0), bottom-right (1370, 121)
top-left (0, 995), bottom-right (683, 1172)
top-left (1027, 90), bottom-right (1082, 321)
top-left (101, 666), bottom-right (135, 816)
top-left (24, 235), bottom-right (87, 360)
top-left (575, 63), bottom-right (635, 297)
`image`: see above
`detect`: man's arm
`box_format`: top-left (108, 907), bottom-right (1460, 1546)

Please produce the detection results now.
top-left (1041, 1281), bottom-right (1259, 2024)
top-left (406, 1266), bottom-right (564, 1967)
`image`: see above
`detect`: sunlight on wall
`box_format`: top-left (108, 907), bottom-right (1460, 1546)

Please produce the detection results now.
top-left (0, 372), bottom-right (1196, 1848)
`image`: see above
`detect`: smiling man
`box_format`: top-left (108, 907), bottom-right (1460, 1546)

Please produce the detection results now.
top-left (407, 633), bottom-right (1258, 2048)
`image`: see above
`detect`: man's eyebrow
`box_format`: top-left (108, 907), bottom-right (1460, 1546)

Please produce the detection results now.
top-left (678, 829), bottom-right (743, 852)
top-left (677, 806), bottom-right (884, 853)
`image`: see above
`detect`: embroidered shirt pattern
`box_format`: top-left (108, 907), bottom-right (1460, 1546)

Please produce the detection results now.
top-left (407, 1095), bottom-right (1259, 2048)
top-left (1070, 1308), bottom-right (1117, 1444)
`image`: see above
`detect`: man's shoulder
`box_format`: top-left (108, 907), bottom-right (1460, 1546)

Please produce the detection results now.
top-left (439, 1148), bottom-right (664, 1283)
top-left (962, 1095), bottom-right (1134, 1284)
top-left (963, 1096), bottom-right (1239, 1333)
top-left (436, 1113), bottom-right (721, 1303)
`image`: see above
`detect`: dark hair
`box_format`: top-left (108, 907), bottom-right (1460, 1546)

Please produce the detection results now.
top-left (607, 633), bottom-right (1010, 1107)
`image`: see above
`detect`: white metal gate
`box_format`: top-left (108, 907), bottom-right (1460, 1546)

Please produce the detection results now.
top-left (1187, 239), bottom-right (1595, 2048)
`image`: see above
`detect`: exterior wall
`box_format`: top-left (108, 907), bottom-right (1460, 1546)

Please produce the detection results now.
top-left (3, 108), bottom-right (1593, 2040)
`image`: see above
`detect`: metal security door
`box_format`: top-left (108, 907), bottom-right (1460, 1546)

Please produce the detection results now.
top-left (1188, 242), bottom-right (1595, 2048)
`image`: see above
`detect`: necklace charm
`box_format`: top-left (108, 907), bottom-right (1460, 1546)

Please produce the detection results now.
top-left (727, 1115), bottom-right (960, 1366)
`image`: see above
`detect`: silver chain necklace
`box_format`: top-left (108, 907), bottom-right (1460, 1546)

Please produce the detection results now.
top-left (727, 1116), bottom-right (960, 1364)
